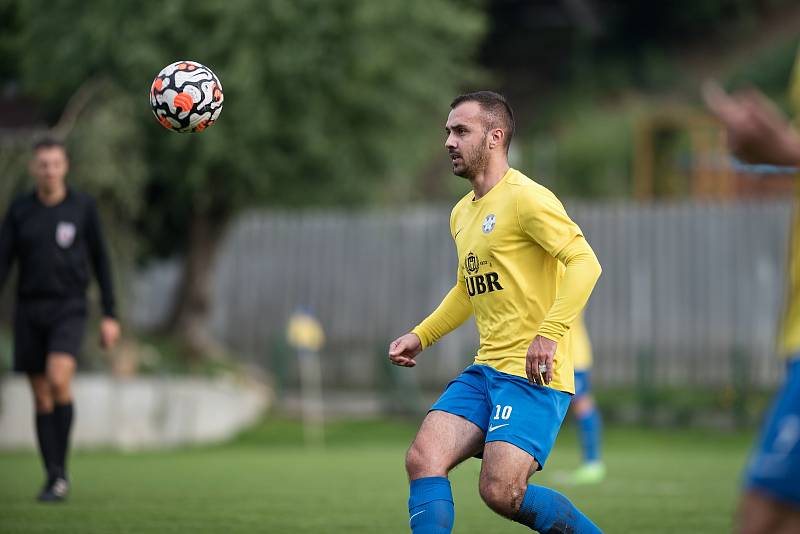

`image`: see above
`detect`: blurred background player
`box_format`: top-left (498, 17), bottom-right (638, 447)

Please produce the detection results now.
top-left (704, 47), bottom-right (800, 534)
top-left (566, 313), bottom-right (605, 484)
top-left (389, 91), bottom-right (603, 534)
top-left (0, 138), bottom-right (121, 502)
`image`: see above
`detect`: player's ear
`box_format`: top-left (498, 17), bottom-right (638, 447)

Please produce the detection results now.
top-left (489, 127), bottom-right (504, 150)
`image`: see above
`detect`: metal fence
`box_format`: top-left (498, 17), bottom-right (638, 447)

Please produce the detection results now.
top-left (130, 199), bottom-right (794, 391)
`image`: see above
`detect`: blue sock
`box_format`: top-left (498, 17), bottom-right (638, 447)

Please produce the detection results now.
top-left (408, 477), bottom-right (454, 534)
top-left (514, 485), bottom-right (602, 533)
top-left (578, 408), bottom-right (602, 463)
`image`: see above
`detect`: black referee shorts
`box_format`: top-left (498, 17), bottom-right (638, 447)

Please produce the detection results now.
top-left (13, 298), bottom-right (88, 375)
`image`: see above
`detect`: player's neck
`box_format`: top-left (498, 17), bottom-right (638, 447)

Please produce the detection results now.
top-left (36, 183), bottom-right (67, 207)
top-left (470, 160), bottom-right (510, 200)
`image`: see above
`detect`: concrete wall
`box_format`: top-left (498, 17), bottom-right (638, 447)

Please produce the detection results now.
top-left (0, 374), bottom-right (270, 450)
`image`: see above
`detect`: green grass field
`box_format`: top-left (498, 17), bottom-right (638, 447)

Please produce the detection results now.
top-left (0, 419), bottom-right (753, 533)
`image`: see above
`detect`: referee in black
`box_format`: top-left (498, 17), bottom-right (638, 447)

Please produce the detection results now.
top-left (0, 138), bottom-right (120, 502)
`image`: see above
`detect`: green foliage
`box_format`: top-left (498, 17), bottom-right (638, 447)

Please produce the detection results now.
top-left (724, 36), bottom-right (799, 107)
top-left (525, 101), bottom-right (635, 198)
top-left (521, 30), bottom-right (799, 198)
top-left (66, 87), bottom-right (148, 224)
top-left (0, 1), bottom-right (20, 83)
top-left (0, 142), bottom-right (29, 203)
top-left (9, 0), bottom-right (485, 256)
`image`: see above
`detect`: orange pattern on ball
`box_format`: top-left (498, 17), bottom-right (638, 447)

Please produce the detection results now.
top-left (151, 78), bottom-right (163, 97)
top-left (173, 92), bottom-right (194, 112)
top-left (157, 115), bottom-right (173, 130)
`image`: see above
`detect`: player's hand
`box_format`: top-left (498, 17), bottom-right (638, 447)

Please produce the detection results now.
top-left (100, 317), bottom-right (121, 350)
top-left (702, 81), bottom-right (800, 165)
top-left (526, 335), bottom-right (557, 386)
top-left (388, 333), bottom-right (422, 368)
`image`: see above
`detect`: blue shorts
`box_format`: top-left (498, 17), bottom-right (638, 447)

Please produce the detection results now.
top-left (744, 357), bottom-right (800, 506)
top-left (430, 364), bottom-right (572, 470)
top-left (574, 369), bottom-right (592, 397)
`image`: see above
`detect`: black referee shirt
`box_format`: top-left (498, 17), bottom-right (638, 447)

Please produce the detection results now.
top-left (0, 189), bottom-right (115, 317)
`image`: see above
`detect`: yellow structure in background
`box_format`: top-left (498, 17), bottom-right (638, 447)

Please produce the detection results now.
top-left (287, 311), bottom-right (325, 352)
top-left (286, 310), bottom-right (326, 448)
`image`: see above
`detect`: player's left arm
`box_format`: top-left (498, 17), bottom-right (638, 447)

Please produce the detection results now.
top-left (85, 197), bottom-right (120, 349)
top-left (518, 190), bottom-right (602, 385)
top-left (539, 237), bottom-right (601, 344)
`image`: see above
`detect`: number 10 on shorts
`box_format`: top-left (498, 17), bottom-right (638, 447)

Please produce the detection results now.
top-left (494, 405), bottom-right (512, 420)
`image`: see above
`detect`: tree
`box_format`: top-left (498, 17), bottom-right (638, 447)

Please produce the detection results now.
top-left (8, 0), bottom-right (485, 359)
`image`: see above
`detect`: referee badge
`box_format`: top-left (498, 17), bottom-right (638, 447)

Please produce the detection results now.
top-left (482, 214), bottom-right (496, 234)
top-left (56, 221), bottom-right (76, 248)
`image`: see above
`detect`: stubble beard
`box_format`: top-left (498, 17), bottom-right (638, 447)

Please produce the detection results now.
top-left (454, 142), bottom-right (489, 181)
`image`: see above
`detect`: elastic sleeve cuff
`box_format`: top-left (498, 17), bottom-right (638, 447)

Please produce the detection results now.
top-left (534, 328), bottom-right (564, 344)
top-left (410, 327), bottom-right (430, 350)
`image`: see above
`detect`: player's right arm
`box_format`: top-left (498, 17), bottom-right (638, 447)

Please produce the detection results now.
top-left (389, 206), bottom-right (472, 367)
top-left (0, 204), bottom-right (17, 295)
top-left (388, 280), bottom-right (472, 367)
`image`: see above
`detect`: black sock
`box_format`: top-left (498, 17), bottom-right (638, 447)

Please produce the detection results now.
top-left (53, 402), bottom-right (74, 480)
top-left (35, 412), bottom-right (58, 482)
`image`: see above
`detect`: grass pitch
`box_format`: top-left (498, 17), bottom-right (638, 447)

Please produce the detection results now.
top-left (0, 418), bottom-right (752, 533)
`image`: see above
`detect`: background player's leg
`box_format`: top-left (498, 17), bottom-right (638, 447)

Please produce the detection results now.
top-left (47, 353), bottom-right (76, 482)
top-left (480, 441), bottom-right (602, 533)
top-left (406, 410), bottom-right (484, 534)
top-left (29, 374), bottom-right (58, 488)
top-left (738, 490), bottom-right (800, 534)
top-left (572, 393), bottom-right (605, 483)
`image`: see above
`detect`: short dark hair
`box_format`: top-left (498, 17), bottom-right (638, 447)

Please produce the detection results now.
top-left (32, 137), bottom-right (67, 153)
top-left (450, 91), bottom-right (515, 151)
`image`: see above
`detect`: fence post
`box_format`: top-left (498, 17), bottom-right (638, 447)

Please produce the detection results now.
top-left (730, 347), bottom-right (750, 429)
top-left (270, 336), bottom-right (290, 407)
top-left (637, 346), bottom-right (656, 424)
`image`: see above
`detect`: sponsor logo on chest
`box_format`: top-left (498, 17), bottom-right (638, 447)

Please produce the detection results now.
top-left (464, 252), bottom-right (503, 296)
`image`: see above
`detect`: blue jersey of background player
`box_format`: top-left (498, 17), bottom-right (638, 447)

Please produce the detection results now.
top-left (704, 49), bottom-right (800, 534)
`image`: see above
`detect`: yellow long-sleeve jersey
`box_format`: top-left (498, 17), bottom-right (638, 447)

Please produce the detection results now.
top-left (412, 168), bottom-right (602, 394)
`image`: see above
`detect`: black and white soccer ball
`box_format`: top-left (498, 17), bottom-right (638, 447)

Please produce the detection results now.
top-left (150, 60), bottom-right (224, 133)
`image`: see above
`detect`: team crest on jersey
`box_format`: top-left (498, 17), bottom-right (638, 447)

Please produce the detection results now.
top-left (465, 252), bottom-right (480, 274)
top-left (56, 221), bottom-right (76, 248)
top-left (482, 214), bottom-right (496, 234)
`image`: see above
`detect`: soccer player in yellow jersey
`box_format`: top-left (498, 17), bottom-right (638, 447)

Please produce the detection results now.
top-left (565, 314), bottom-right (605, 484)
top-left (388, 91), bottom-right (603, 533)
top-left (704, 49), bottom-right (800, 534)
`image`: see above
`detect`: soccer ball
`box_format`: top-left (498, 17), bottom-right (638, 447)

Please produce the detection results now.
top-left (150, 60), bottom-right (224, 133)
